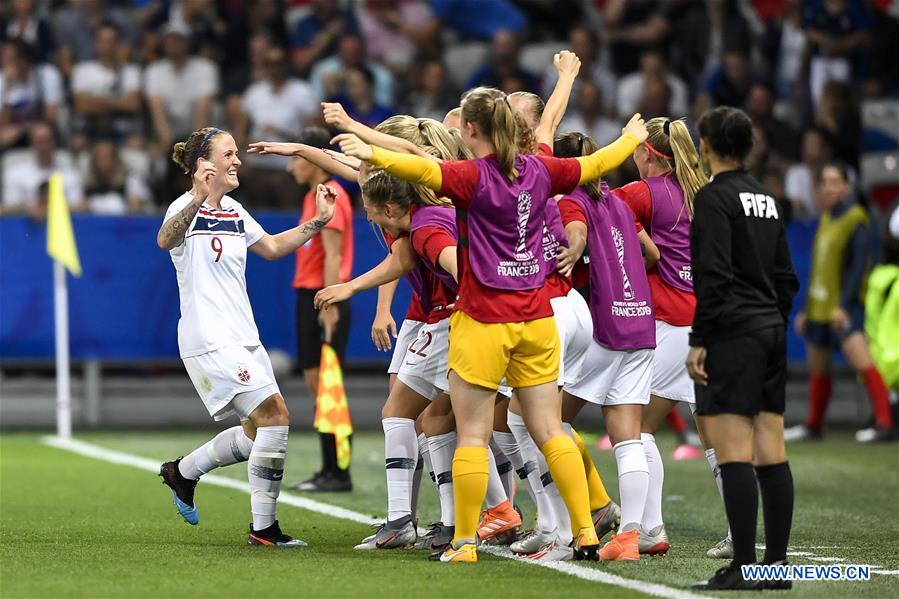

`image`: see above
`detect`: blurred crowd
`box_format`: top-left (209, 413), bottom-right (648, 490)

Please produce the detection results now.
top-left (1, 0), bottom-right (898, 222)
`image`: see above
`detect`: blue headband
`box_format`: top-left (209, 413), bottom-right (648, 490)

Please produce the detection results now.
top-left (191, 128), bottom-right (221, 170)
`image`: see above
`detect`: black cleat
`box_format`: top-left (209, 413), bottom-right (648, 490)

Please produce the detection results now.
top-left (692, 562), bottom-right (762, 591)
top-left (248, 520), bottom-right (307, 547)
top-left (760, 560), bottom-right (793, 590)
top-left (159, 458), bottom-right (199, 525)
top-left (288, 471), bottom-right (352, 492)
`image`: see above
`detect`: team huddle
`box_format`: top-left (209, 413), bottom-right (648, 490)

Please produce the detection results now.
top-left (155, 49), bottom-right (797, 591)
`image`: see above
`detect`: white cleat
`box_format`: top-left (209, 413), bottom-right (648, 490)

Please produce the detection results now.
top-left (510, 528), bottom-right (557, 554)
top-left (354, 518), bottom-right (417, 550)
top-left (706, 536), bottom-right (734, 559)
top-left (638, 525), bottom-right (670, 555)
top-left (524, 538), bottom-right (574, 562)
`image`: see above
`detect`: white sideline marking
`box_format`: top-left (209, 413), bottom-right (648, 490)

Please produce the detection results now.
top-left (43, 436), bottom-right (706, 599)
top-left (807, 557), bottom-right (844, 563)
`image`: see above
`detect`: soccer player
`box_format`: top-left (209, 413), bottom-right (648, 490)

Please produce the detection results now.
top-left (157, 127), bottom-right (336, 547)
top-left (687, 107), bottom-right (798, 590)
top-left (337, 89), bottom-right (647, 563)
top-left (786, 162), bottom-right (895, 443)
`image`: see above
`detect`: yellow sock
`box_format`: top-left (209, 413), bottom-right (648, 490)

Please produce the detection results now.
top-left (541, 434), bottom-right (593, 534)
top-left (451, 446), bottom-right (489, 545)
top-left (571, 427), bottom-right (612, 510)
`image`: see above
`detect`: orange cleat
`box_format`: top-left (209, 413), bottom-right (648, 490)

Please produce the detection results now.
top-left (476, 499), bottom-right (522, 541)
top-left (599, 528), bottom-right (640, 561)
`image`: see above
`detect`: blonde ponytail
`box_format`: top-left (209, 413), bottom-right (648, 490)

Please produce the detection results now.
top-left (644, 118), bottom-right (708, 215)
top-left (461, 87), bottom-right (520, 181)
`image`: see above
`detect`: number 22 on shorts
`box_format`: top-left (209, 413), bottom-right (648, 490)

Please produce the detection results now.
top-left (405, 331), bottom-right (432, 364)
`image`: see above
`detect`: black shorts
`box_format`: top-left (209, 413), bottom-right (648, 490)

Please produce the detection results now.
top-left (803, 303), bottom-right (865, 348)
top-left (295, 289), bottom-right (351, 370)
top-left (695, 325), bottom-right (787, 417)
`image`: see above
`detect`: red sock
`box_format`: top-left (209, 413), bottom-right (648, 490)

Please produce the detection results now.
top-left (666, 409), bottom-right (688, 435)
top-left (806, 373), bottom-right (833, 430)
top-left (862, 367), bottom-right (893, 428)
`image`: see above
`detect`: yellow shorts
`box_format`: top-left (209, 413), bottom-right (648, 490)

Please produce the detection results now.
top-left (448, 311), bottom-right (560, 390)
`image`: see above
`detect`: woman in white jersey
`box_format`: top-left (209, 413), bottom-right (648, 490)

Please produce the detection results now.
top-left (157, 127), bottom-right (335, 547)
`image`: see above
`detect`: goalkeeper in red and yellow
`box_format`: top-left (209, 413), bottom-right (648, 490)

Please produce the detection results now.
top-left (338, 86), bottom-right (647, 562)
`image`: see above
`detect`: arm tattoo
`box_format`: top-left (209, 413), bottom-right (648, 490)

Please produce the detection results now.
top-left (299, 218), bottom-right (327, 237)
top-left (159, 201), bottom-right (202, 248)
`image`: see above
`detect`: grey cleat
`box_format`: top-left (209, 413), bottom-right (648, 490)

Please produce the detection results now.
top-left (638, 525), bottom-right (670, 555)
top-left (706, 536), bottom-right (734, 559)
top-left (414, 522), bottom-right (455, 551)
top-left (592, 501), bottom-right (621, 541)
top-left (354, 516), bottom-right (417, 550)
top-left (510, 529), bottom-right (557, 555)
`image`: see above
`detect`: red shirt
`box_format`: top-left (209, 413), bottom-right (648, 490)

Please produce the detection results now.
top-left (614, 180), bottom-right (696, 326)
top-left (411, 223), bottom-right (457, 323)
top-left (438, 156), bottom-right (582, 323)
top-left (384, 229), bottom-right (427, 322)
top-left (293, 180), bottom-right (354, 289)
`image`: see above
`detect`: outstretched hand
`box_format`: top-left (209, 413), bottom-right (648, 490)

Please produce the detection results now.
top-left (332, 133), bottom-right (373, 161)
top-left (246, 141), bottom-right (302, 156)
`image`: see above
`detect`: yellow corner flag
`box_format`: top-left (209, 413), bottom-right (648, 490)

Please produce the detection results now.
top-left (313, 343), bottom-right (353, 470)
top-left (46, 173), bottom-right (82, 277)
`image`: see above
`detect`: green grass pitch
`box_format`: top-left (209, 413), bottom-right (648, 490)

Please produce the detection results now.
top-left (1, 430), bottom-right (897, 598)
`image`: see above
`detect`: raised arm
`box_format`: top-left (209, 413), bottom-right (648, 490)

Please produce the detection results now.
top-left (249, 184), bottom-right (336, 260)
top-left (336, 135), bottom-right (444, 190)
top-left (315, 237), bottom-right (417, 309)
top-left (575, 115), bottom-right (646, 184)
top-left (535, 51), bottom-right (581, 147)
top-left (247, 140), bottom-right (359, 181)
top-left (157, 162), bottom-right (215, 250)
top-left (323, 102), bottom-right (438, 162)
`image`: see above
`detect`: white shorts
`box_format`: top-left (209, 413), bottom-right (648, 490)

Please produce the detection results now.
top-left (183, 345), bottom-right (280, 422)
top-left (397, 318), bottom-right (450, 401)
top-left (551, 289), bottom-right (593, 387)
top-left (651, 321), bottom-right (695, 403)
top-left (566, 342), bottom-right (653, 407)
top-left (388, 319), bottom-right (425, 375)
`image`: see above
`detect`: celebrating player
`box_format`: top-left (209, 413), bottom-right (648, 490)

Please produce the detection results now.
top-left (156, 127), bottom-right (335, 547)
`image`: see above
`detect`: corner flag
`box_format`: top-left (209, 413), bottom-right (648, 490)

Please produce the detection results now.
top-left (46, 173), bottom-right (81, 276)
top-left (313, 343), bottom-right (353, 470)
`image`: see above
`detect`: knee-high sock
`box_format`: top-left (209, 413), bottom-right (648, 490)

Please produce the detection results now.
top-left (806, 373), bottom-right (833, 429)
top-left (248, 425), bottom-right (289, 531)
top-left (508, 412), bottom-right (558, 535)
top-left (492, 431), bottom-right (539, 511)
top-left (756, 462), bottom-right (794, 564)
top-left (705, 447), bottom-right (732, 540)
top-left (563, 423), bottom-right (612, 510)
top-left (613, 439), bottom-right (649, 532)
top-left (451, 446), bottom-right (489, 544)
top-left (641, 433), bottom-right (665, 531)
top-left (541, 435), bottom-right (594, 536)
top-left (179, 426), bottom-right (253, 480)
top-left (720, 462), bottom-right (759, 565)
top-left (383, 417), bottom-right (418, 521)
top-left (863, 367), bottom-right (893, 428)
top-left (428, 432), bottom-right (456, 526)
top-left (485, 444), bottom-right (509, 509)
top-left (490, 437), bottom-right (515, 502)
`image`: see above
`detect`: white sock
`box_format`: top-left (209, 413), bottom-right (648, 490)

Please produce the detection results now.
top-left (485, 445), bottom-right (509, 509)
top-left (641, 432), bottom-right (665, 532)
top-left (428, 432), bottom-right (456, 526)
top-left (383, 417), bottom-right (417, 522)
top-left (614, 439), bottom-right (649, 532)
top-left (179, 426), bottom-right (253, 480)
top-left (490, 437), bottom-right (515, 502)
top-left (492, 431), bottom-right (539, 509)
top-left (248, 425), bottom-right (289, 531)
top-left (419, 433), bottom-right (435, 487)
top-left (705, 447), bottom-right (732, 540)
top-left (507, 411), bottom-right (560, 537)
top-left (411, 451), bottom-right (424, 523)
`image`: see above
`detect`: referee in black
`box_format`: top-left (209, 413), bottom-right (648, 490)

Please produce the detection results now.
top-left (687, 106), bottom-right (799, 591)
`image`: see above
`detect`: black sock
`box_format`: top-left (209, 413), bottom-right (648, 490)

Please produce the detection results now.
top-left (719, 462), bottom-right (759, 565)
top-left (756, 462), bottom-right (794, 564)
top-left (319, 432), bottom-right (337, 474)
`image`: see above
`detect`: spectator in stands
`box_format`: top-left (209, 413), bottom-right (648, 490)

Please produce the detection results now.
top-left (401, 60), bottom-right (458, 122)
top-left (335, 65), bottom-right (393, 129)
top-left (816, 80), bottom-right (861, 168)
top-left (237, 45), bottom-right (319, 208)
top-left (224, 34), bottom-right (272, 135)
top-left (290, 0), bottom-right (358, 75)
top-left (558, 80), bottom-right (619, 148)
top-left (83, 139), bottom-right (151, 215)
top-left (540, 26), bottom-right (616, 117)
top-left (429, 0), bottom-right (525, 40)
top-left (617, 49), bottom-right (689, 119)
top-left (221, 0), bottom-right (289, 70)
top-left (0, 0), bottom-right (55, 63)
top-left (466, 29), bottom-right (538, 93)
top-left (359, 0), bottom-right (437, 73)
top-left (761, 0), bottom-right (807, 99)
top-left (144, 22), bottom-right (219, 204)
top-left (71, 21), bottom-right (143, 143)
top-left (784, 126), bottom-right (837, 221)
top-left (310, 33), bottom-right (394, 108)
top-left (1, 121), bottom-right (85, 217)
top-left (694, 49), bottom-right (755, 117)
top-left (745, 82), bottom-right (799, 162)
top-left (0, 38), bottom-right (63, 150)
top-left (148, 0), bottom-right (227, 61)
top-left (603, 0), bottom-right (669, 77)
top-left (638, 76), bottom-right (674, 120)
top-left (54, 0), bottom-right (136, 78)
top-left (802, 0), bottom-right (871, 110)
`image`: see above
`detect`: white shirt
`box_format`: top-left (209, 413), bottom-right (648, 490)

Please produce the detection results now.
top-left (86, 175), bottom-right (150, 215)
top-left (784, 163), bottom-right (816, 221)
top-left (72, 61), bottom-right (141, 97)
top-left (616, 72), bottom-right (689, 119)
top-left (144, 57), bottom-right (219, 138)
top-left (164, 192), bottom-right (266, 358)
top-left (0, 64), bottom-right (64, 117)
top-left (2, 160), bottom-right (83, 209)
top-left (242, 79), bottom-right (319, 170)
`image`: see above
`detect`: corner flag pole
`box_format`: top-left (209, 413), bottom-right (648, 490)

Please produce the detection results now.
top-left (46, 173), bottom-right (82, 439)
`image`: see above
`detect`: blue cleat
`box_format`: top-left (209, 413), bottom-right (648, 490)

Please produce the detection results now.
top-left (159, 458), bottom-right (199, 525)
